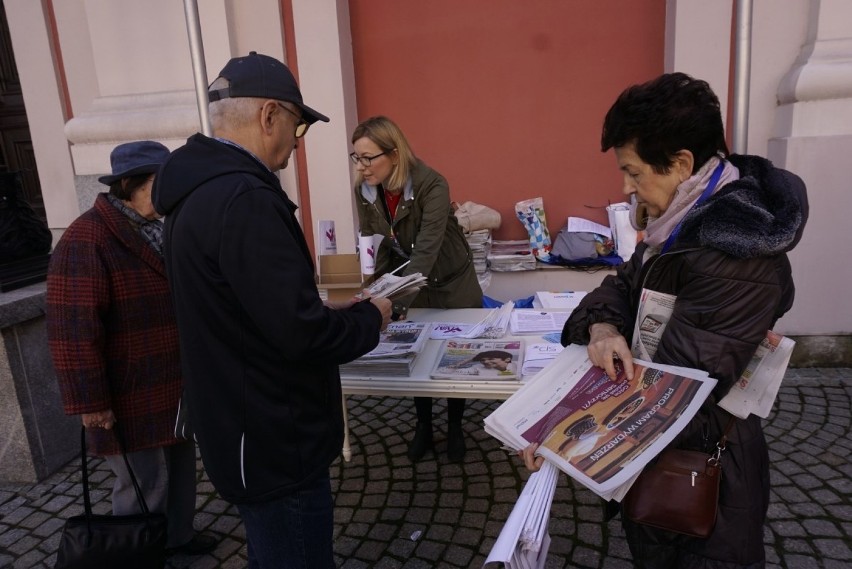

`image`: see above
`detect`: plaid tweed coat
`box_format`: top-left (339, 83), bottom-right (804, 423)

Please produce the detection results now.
top-left (47, 193), bottom-right (182, 455)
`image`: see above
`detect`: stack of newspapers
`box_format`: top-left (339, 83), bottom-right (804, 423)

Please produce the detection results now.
top-left (340, 322), bottom-right (429, 377)
top-left (466, 228), bottom-right (492, 290)
top-left (488, 240), bottom-right (537, 271)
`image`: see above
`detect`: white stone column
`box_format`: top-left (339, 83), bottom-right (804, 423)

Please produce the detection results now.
top-left (770, 0), bottom-right (852, 337)
top-left (4, 0), bottom-right (79, 229)
top-left (290, 0), bottom-right (360, 253)
top-left (665, 0), bottom-right (733, 121)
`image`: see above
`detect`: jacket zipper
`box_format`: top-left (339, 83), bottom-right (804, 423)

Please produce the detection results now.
top-left (637, 246), bottom-right (701, 297)
top-left (240, 433), bottom-right (247, 489)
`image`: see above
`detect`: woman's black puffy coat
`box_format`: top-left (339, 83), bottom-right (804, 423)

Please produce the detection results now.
top-left (562, 155), bottom-right (808, 568)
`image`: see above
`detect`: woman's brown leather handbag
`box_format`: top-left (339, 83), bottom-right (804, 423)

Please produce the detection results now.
top-left (622, 417), bottom-right (735, 538)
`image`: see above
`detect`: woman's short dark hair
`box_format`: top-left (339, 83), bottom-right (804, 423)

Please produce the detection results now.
top-left (601, 72), bottom-right (729, 174)
top-left (108, 174), bottom-right (152, 201)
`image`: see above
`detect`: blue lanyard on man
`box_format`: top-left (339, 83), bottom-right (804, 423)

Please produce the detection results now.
top-left (660, 161), bottom-right (726, 254)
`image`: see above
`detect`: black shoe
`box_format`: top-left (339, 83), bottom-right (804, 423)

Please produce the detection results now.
top-left (407, 423), bottom-right (433, 461)
top-left (447, 425), bottom-right (466, 463)
top-left (166, 533), bottom-right (218, 556)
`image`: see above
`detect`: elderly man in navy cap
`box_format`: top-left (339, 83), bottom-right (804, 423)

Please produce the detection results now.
top-left (153, 53), bottom-right (392, 568)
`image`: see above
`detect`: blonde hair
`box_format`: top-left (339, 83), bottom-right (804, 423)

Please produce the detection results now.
top-left (351, 116), bottom-right (416, 191)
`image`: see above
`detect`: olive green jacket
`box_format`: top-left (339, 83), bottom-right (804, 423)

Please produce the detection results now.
top-left (354, 159), bottom-right (482, 315)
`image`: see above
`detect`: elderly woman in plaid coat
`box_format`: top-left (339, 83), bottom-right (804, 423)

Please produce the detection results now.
top-left (46, 141), bottom-right (215, 556)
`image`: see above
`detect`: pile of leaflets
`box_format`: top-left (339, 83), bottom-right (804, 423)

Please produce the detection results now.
top-left (365, 272), bottom-right (427, 301)
top-left (531, 291), bottom-right (587, 310)
top-left (430, 339), bottom-right (523, 380)
top-left (429, 301), bottom-right (515, 340)
top-left (509, 310), bottom-right (571, 335)
top-left (340, 322), bottom-right (429, 377)
top-left (521, 343), bottom-right (564, 377)
top-left (488, 240), bottom-right (537, 272)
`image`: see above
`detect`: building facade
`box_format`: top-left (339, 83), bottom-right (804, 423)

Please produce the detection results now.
top-left (4, 0), bottom-right (851, 353)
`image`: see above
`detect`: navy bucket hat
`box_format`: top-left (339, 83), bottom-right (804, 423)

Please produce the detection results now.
top-left (98, 141), bottom-right (170, 186)
top-left (207, 51), bottom-right (330, 125)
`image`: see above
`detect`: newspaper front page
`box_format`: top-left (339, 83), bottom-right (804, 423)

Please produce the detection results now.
top-left (485, 345), bottom-right (716, 500)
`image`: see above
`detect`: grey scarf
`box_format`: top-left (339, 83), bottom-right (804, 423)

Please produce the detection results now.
top-left (106, 193), bottom-right (163, 256)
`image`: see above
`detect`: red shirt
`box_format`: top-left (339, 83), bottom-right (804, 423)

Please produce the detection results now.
top-left (384, 189), bottom-right (403, 221)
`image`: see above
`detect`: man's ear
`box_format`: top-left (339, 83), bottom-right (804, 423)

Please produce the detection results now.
top-left (259, 100), bottom-right (278, 134)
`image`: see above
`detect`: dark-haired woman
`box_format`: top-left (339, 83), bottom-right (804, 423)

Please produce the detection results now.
top-left (47, 141), bottom-right (215, 555)
top-left (351, 116), bottom-right (482, 462)
top-left (523, 73), bottom-right (808, 568)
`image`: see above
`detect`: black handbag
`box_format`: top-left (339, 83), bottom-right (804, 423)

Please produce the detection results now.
top-left (54, 427), bottom-right (168, 569)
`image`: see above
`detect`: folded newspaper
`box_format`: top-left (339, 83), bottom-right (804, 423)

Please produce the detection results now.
top-left (633, 288), bottom-right (795, 420)
top-left (484, 461), bottom-right (558, 569)
top-left (430, 339), bottom-right (524, 381)
top-left (364, 272), bottom-right (427, 301)
top-left (484, 345), bottom-right (716, 501)
top-left (718, 330), bottom-right (795, 419)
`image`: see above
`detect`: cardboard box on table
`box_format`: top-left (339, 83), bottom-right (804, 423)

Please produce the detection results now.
top-left (317, 254), bottom-right (365, 302)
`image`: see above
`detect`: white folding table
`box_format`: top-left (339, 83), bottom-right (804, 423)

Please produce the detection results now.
top-left (340, 308), bottom-right (554, 461)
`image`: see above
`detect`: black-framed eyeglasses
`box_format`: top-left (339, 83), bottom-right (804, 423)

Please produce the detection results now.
top-left (349, 151), bottom-right (388, 167)
top-left (276, 103), bottom-right (309, 138)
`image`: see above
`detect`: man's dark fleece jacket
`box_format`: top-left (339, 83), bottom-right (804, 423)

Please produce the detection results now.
top-left (153, 133), bottom-right (383, 504)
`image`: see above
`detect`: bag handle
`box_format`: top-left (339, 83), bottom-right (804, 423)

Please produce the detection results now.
top-left (708, 416), bottom-right (737, 466)
top-left (78, 425), bottom-right (152, 518)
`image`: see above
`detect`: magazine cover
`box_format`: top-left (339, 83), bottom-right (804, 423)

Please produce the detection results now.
top-left (430, 340), bottom-right (523, 380)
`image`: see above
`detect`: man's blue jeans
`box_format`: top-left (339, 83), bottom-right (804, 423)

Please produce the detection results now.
top-left (236, 474), bottom-right (335, 569)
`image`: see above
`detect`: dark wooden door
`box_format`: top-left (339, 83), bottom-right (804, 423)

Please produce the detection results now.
top-left (0, 0), bottom-right (46, 223)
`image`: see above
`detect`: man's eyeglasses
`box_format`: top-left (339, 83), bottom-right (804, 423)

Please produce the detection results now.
top-left (349, 151), bottom-right (388, 167)
top-left (276, 103), bottom-right (309, 138)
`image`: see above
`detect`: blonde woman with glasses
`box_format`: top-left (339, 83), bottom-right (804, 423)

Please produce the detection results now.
top-left (351, 116), bottom-right (483, 463)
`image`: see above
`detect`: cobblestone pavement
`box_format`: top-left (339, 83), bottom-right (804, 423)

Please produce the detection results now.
top-left (0, 368), bottom-right (849, 568)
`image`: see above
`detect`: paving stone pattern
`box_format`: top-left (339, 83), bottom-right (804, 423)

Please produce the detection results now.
top-left (0, 368), bottom-right (849, 568)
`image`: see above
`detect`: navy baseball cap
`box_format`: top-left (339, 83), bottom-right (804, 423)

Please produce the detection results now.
top-left (208, 51), bottom-right (329, 124)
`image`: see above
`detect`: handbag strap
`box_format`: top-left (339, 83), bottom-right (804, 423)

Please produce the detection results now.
top-left (78, 425), bottom-right (153, 517)
top-left (709, 416), bottom-right (737, 465)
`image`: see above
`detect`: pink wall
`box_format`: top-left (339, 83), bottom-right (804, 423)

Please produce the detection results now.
top-left (350, 1), bottom-right (665, 240)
